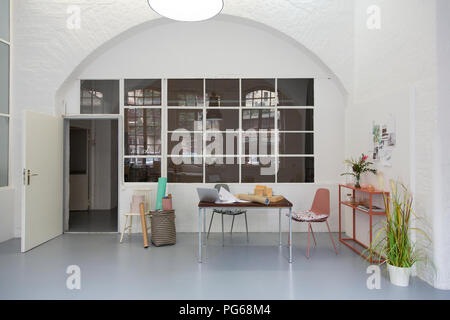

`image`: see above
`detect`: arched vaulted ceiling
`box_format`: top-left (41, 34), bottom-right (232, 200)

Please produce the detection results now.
top-left (13, 0), bottom-right (353, 111)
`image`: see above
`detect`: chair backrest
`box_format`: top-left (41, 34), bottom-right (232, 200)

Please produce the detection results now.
top-left (131, 195), bottom-right (145, 213)
top-left (214, 184), bottom-right (230, 192)
top-left (310, 188), bottom-right (330, 216)
top-left (132, 189), bottom-right (152, 211)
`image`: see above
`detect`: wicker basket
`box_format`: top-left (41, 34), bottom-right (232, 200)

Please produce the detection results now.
top-left (150, 210), bottom-right (176, 247)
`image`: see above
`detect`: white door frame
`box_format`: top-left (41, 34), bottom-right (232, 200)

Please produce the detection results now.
top-left (63, 115), bottom-right (122, 233)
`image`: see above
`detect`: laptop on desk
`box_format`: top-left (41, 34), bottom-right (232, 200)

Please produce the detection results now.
top-left (197, 187), bottom-right (247, 204)
top-left (197, 188), bottom-right (221, 203)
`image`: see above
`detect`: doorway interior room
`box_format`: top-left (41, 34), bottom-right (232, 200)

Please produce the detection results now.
top-left (67, 119), bottom-right (118, 232)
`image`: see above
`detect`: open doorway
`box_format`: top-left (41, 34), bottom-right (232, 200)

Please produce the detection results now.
top-left (66, 119), bottom-right (118, 232)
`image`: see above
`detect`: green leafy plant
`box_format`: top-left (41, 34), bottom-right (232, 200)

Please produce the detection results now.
top-left (341, 154), bottom-right (377, 188)
top-left (369, 180), bottom-right (431, 268)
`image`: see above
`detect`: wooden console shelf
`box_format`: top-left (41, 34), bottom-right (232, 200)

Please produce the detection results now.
top-left (338, 184), bottom-right (390, 263)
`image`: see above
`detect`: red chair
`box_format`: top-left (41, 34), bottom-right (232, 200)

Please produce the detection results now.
top-left (290, 188), bottom-right (338, 259)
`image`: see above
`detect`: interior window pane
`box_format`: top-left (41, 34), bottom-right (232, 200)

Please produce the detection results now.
top-left (241, 157), bottom-right (275, 183)
top-left (168, 157), bottom-right (203, 183)
top-left (168, 132), bottom-right (203, 156)
top-left (124, 79), bottom-right (161, 106)
top-left (80, 80), bottom-right (119, 114)
top-left (0, 117), bottom-right (9, 187)
top-left (206, 132), bottom-right (238, 156)
top-left (124, 109), bottom-right (161, 156)
top-left (277, 78), bottom-right (314, 106)
top-left (0, 42), bottom-right (9, 114)
top-left (278, 109), bottom-right (314, 131)
top-left (124, 158), bottom-right (161, 182)
top-left (241, 79), bottom-right (275, 107)
top-left (242, 109), bottom-right (275, 130)
top-left (206, 109), bottom-right (239, 131)
top-left (279, 133), bottom-right (314, 155)
top-left (206, 79), bottom-right (239, 107)
top-left (168, 79), bottom-right (204, 106)
top-left (0, 0), bottom-right (9, 42)
top-left (242, 131), bottom-right (275, 156)
top-left (278, 157), bottom-right (314, 183)
top-left (168, 109), bottom-right (203, 131)
top-left (206, 157), bottom-right (239, 183)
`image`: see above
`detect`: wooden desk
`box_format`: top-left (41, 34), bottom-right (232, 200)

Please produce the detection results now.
top-left (197, 199), bottom-right (294, 263)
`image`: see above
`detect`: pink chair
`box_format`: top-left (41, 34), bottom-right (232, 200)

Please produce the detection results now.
top-left (290, 188), bottom-right (338, 259)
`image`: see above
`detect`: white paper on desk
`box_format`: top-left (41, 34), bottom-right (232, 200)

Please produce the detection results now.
top-left (216, 187), bottom-right (250, 204)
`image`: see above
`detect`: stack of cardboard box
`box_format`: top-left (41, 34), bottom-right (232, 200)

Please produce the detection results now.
top-left (254, 185), bottom-right (273, 197)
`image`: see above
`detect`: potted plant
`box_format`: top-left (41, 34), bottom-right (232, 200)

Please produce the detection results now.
top-left (370, 181), bottom-right (430, 287)
top-left (341, 154), bottom-right (377, 188)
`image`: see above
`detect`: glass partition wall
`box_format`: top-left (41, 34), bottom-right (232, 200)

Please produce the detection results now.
top-left (81, 78), bottom-right (314, 184)
top-left (0, 0), bottom-right (11, 188)
top-left (123, 79), bottom-right (162, 182)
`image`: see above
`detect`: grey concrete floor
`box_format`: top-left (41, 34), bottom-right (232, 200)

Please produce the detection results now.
top-left (0, 233), bottom-right (448, 300)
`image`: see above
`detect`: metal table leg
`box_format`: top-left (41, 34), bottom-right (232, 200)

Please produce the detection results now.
top-left (288, 207), bottom-right (293, 263)
top-left (198, 207), bottom-right (202, 263)
top-left (203, 208), bottom-right (207, 247)
top-left (222, 213), bottom-right (224, 246)
top-left (279, 208), bottom-right (282, 246)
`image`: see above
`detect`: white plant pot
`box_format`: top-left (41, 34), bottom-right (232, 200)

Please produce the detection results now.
top-left (387, 264), bottom-right (412, 287)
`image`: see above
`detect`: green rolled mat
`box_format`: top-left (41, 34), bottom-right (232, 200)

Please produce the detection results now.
top-left (155, 177), bottom-right (167, 210)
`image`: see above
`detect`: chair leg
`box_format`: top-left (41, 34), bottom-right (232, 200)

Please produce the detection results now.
top-left (120, 216), bottom-right (128, 243)
top-left (310, 224), bottom-right (317, 247)
top-left (222, 214), bottom-right (224, 247)
top-left (128, 216), bottom-right (133, 237)
top-left (207, 212), bottom-right (215, 239)
top-left (244, 213), bottom-right (249, 242)
top-left (307, 223), bottom-right (311, 259)
top-left (230, 215), bottom-right (235, 236)
top-left (326, 221), bottom-right (338, 255)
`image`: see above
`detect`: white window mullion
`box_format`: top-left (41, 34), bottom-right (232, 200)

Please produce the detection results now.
top-left (202, 78), bottom-right (206, 184)
top-left (238, 78), bottom-right (242, 184)
top-left (274, 78), bottom-right (278, 184)
top-left (162, 78), bottom-right (168, 179)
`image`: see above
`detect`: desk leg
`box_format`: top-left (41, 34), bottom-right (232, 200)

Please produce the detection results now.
top-left (279, 209), bottom-right (282, 247)
top-left (369, 213), bottom-right (373, 264)
top-left (203, 208), bottom-right (207, 247)
top-left (198, 207), bottom-right (202, 263)
top-left (339, 185), bottom-right (342, 241)
top-left (288, 207), bottom-right (293, 263)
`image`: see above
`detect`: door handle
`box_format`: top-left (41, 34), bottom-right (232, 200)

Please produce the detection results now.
top-left (27, 170), bottom-right (39, 185)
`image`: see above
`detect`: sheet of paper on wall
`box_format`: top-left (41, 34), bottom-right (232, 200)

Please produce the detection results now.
top-left (216, 187), bottom-right (250, 204)
top-left (372, 115), bottom-right (396, 167)
top-left (380, 148), bottom-right (393, 167)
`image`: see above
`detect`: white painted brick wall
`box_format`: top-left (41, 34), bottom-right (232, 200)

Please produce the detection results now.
top-left (11, 0), bottom-right (355, 238)
top-left (350, 0), bottom-right (449, 289)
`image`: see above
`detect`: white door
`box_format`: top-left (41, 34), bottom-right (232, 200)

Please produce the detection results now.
top-left (22, 110), bottom-right (63, 252)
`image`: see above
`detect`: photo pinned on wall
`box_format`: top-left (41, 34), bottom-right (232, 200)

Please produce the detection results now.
top-left (372, 115), bottom-right (396, 167)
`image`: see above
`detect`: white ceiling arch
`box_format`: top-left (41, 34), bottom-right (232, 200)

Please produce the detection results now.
top-left (59, 14), bottom-right (350, 97)
top-left (13, 0), bottom-right (353, 113)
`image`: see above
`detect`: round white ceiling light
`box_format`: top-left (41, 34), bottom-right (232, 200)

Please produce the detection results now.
top-left (148, 0), bottom-right (224, 22)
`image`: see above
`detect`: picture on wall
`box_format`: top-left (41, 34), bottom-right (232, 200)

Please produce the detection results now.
top-left (372, 115), bottom-right (396, 167)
